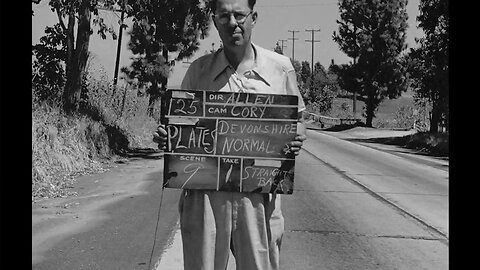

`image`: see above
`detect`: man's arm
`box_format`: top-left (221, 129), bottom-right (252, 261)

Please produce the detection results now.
top-left (285, 68), bottom-right (307, 156)
top-left (288, 113), bottom-right (307, 156)
top-left (154, 60), bottom-right (197, 150)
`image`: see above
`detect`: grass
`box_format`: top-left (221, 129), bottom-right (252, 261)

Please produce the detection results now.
top-left (32, 94), bottom-right (158, 203)
top-left (32, 103), bottom-right (110, 201)
top-left (32, 78), bottom-right (446, 202)
top-left (362, 131), bottom-right (449, 157)
top-left (329, 90), bottom-right (416, 129)
top-left (321, 90), bottom-right (448, 157)
top-left (32, 63), bottom-right (158, 203)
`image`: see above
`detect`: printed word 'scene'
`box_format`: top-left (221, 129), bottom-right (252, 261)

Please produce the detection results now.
top-left (179, 155), bottom-right (206, 162)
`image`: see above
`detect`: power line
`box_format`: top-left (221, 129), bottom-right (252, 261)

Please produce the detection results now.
top-left (288, 30), bottom-right (299, 61)
top-left (278, 39), bottom-right (287, 55)
top-left (305, 29), bottom-right (321, 78)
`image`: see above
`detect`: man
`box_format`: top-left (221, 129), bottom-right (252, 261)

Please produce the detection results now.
top-left (153, 0), bottom-right (306, 269)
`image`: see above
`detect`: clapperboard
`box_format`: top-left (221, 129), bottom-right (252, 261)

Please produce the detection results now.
top-left (161, 89), bottom-right (299, 194)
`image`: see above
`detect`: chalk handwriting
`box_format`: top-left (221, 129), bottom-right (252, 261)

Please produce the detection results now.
top-left (217, 120), bottom-right (297, 135)
top-left (168, 125), bottom-right (215, 154)
top-left (243, 167), bottom-right (290, 180)
top-left (220, 137), bottom-right (275, 155)
top-left (224, 93), bottom-right (275, 105)
top-left (173, 99), bottom-right (199, 115)
top-left (181, 163), bottom-right (204, 189)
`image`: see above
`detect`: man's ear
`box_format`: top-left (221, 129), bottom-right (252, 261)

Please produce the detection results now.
top-left (252, 11), bottom-right (258, 25)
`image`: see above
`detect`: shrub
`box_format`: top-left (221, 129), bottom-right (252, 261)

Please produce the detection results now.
top-left (32, 58), bottom-right (158, 202)
top-left (32, 103), bottom-right (109, 201)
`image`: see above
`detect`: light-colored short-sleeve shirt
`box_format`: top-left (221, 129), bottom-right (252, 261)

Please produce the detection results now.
top-left (180, 43), bottom-right (306, 113)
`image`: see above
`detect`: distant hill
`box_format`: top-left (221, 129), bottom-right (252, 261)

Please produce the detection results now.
top-left (330, 90), bottom-right (416, 128)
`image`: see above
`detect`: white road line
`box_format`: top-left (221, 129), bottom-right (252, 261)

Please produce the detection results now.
top-left (153, 222), bottom-right (184, 270)
top-left (153, 222), bottom-right (237, 269)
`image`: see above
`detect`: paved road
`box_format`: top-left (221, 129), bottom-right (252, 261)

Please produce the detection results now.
top-left (155, 129), bottom-right (448, 270)
top-left (32, 128), bottom-right (449, 270)
top-left (279, 130), bottom-right (448, 269)
top-left (32, 153), bottom-right (179, 270)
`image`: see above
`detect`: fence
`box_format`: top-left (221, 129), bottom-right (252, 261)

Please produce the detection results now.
top-left (302, 111), bottom-right (362, 128)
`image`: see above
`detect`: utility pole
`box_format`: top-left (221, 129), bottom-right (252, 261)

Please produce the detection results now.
top-left (352, 25), bottom-right (359, 119)
top-left (305, 29), bottom-right (321, 79)
top-left (113, 0), bottom-right (127, 86)
top-left (352, 56), bottom-right (357, 119)
top-left (288, 30), bottom-right (299, 61)
top-left (278, 39), bottom-right (287, 55)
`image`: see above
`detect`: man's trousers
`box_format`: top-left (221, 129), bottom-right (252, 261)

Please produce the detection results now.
top-left (179, 190), bottom-right (284, 270)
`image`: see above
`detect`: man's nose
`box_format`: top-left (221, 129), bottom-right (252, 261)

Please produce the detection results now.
top-left (227, 14), bottom-right (238, 26)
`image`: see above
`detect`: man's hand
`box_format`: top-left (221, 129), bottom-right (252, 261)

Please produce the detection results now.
top-left (152, 125), bottom-right (168, 151)
top-left (287, 122), bottom-right (307, 156)
top-left (288, 134), bottom-right (307, 156)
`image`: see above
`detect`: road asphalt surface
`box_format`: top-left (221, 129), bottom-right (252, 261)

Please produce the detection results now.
top-left (32, 127), bottom-right (448, 270)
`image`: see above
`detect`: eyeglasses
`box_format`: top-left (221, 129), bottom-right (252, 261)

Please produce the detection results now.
top-left (214, 11), bottom-right (253, 25)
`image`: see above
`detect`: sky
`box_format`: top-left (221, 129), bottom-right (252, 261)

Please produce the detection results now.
top-left (32, 0), bottom-right (424, 88)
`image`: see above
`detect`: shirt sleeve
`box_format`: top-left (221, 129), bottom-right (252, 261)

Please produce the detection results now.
top-left (285, 69), bottom-right (306, 113)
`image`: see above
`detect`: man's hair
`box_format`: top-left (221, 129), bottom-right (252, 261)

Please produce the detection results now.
top-left (210, 0), bottom-right (257, 12)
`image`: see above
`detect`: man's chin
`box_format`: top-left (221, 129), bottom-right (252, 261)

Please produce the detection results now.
top-left (228, 37), bottom-right (245, 47)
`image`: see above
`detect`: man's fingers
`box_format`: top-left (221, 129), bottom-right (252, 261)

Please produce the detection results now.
top-left (157, 125), bottom-right (168, 136)
top-left (153, 125), bottom-right (168, 151)
top-left (287, 134), bottom-right (307, 156)
top-left (289, 140), bottom-right (303, 148)
top-left (295, 134), bottom-right (307, 142)
top-left (152, 132), bottom-right (166, 143)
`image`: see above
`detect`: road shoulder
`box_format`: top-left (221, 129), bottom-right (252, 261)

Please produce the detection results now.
top-left (32, 153), bottom-right (164, 265)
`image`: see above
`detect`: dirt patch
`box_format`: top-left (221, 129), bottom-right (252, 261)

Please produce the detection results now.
top-left (316, 126), bottom-right (417, 140)
top-left (32, 152), bottom-right (164, 265)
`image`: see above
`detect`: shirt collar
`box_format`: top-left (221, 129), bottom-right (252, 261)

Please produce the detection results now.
top-left (250, 43), bottom-right (271, 86)
top-left (211, 49), bottom-right (231, 81)
top-left (212, 43), bottom-right (271, 86)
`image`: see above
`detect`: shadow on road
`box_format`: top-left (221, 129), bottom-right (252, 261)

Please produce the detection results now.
top-left (118, 147), bottom-right (164, 160)
top-left (345, 137), bottom-right (449, 160)
top-left (308, 123), bottom-right (448, 160)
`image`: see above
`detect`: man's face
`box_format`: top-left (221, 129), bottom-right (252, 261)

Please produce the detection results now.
top-left (213, 0), bottom-right (257, 49)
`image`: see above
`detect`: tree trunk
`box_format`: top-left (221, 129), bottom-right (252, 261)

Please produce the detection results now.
top-left (429, 105), bottom-right (441, 133)
top-left (147, 47), bottom-right (169, 119)
top-left (147, 80), bottom-right (160, 117)
top-left (162, 46), bottom-right (168, 95)
top-left (365, 86), bottom-right (376, 128)
top-left (63, 0), bottom-right (92, 114)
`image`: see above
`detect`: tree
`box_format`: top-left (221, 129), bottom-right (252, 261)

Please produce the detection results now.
top-left (121, 0), bottom-right (212, 117)
top-left (290, 58), bottom-right (302, 85)
top-left (405, 0), bottom-right (449, 132)
top-left (333, 0), bottom-right (409, 127)
top-left (32, 23), bottom-right (67, 104)
top-left (299, 60), bottom-right (311, 86)
top-left (273, 41), bottom-right (283, 55)
top-left (312, 62), bottom-right (328, 82)
top-left (329, 63), bottom-right (362, 97)
top-left (33, 0), bottom-right (123, 114)
top-left (303, 61), bottom-right (338, 113)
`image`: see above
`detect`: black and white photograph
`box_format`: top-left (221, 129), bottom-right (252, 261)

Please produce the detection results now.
top-left (31, 0), bottom-right (449, 269)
